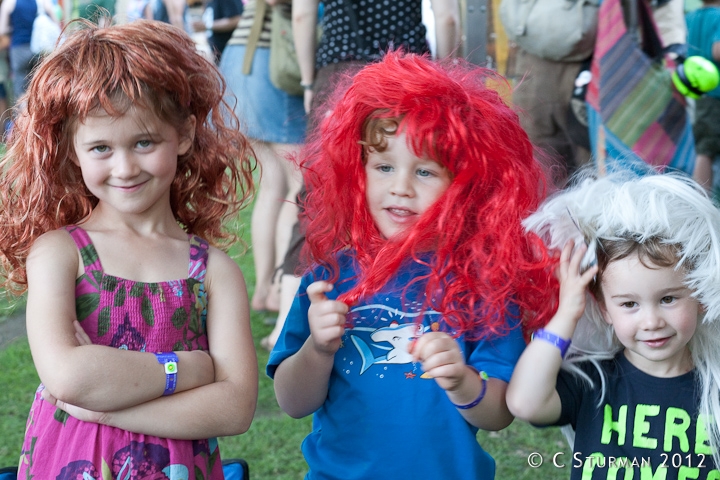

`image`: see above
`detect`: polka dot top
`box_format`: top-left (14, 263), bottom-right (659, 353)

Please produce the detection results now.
top-left (316, 0), bottom-right (430, 69)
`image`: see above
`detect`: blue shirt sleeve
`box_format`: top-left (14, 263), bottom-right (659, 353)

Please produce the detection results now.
top-left (465, 307), bottom-right (526, 383)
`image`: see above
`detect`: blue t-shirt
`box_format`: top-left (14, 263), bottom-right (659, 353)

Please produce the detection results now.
top-left (686, 6), bottom-right (720, 99)
top-left (267, 252), bottom-right (526, 480)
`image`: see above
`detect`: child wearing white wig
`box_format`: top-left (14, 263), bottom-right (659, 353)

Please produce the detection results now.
top-left (507, 171), bottom-right (720, 479)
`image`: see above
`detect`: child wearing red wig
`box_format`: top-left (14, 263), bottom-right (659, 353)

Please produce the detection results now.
top-left (267, 52), bottom-right (557, 479)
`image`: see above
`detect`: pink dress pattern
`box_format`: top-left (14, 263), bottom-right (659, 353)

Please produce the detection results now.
top-left (18, 225), bottom-right (224, 480)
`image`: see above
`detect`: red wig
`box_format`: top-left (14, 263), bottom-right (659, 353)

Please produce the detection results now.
top-left (301, 52), bottom-right (557, 338)
top-left (0, 19), bottom-right (256, 293)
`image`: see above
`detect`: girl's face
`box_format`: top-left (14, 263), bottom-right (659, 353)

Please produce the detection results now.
top-left (599, 253), bottom-right (699, 377)
top-left (72, 105), bottom-right (194, 218)
top-left (364, 131), bottom-right (452, 239)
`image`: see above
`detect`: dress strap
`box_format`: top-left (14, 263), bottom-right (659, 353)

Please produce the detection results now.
top-left (64, 225), bottom-right (104, 275)
top-left (188, 235), bottom-right (209, 282)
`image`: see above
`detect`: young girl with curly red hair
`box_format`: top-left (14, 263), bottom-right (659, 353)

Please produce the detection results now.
top-left (267, 51), bottom-right (558, 479)
top-left (0, 19), bottom-right (258, 479)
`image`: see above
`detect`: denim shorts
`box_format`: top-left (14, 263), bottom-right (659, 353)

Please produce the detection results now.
top-left (220, 44), bottom-right (307, 144)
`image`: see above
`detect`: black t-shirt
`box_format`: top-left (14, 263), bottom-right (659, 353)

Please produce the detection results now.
top-left (552, 353), bottom-right (718, 479)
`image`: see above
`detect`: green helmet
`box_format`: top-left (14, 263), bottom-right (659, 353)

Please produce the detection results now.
top-left (671, 56), bottom-right (720, 99)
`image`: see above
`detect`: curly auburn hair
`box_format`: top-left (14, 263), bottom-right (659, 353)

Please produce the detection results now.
top-left (0, 19), bottom-right (256, 293)
top-left (300, 51), bottom-right (558, 338)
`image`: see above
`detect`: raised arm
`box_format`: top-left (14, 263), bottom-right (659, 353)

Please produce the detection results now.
top-left (273, 280), bottom-right (348, 418)
top-left (26, 230), bottom-right (216, 412)
top-left (292, 0), bottom-right (320, 112)
top-left (44, 247), bottom-right (259, 439)
top-left (429, 0), bottom-right (460, 59)
top-left (506, 241), bottom-right (597, 424)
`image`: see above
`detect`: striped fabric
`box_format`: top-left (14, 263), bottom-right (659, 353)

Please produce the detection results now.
top-left (587, 0), bottom-right (695, 173)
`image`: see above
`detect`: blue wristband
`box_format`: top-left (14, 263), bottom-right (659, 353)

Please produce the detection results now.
top-left (532, 329), bottom-right (572, 359)
top-left (452, 367), bottom-right (489, 410)
top-left (155, 352), bottom-right (178, 396)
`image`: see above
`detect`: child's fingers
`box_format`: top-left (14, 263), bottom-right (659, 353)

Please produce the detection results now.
top-left (73, 320), bottom-right (93, 346)
top-left (560, 239), bottom-right (575, 264)
top-left (41, 389), bottom-right (66, 411)
top-left (410, 332), bottom-right (459, 362)
top-left (568, 242), bottom-right (588, 274)
top-left (579, 263), bottom-right (599, 285)
top-left (307, 281), bottom-right (334, 305)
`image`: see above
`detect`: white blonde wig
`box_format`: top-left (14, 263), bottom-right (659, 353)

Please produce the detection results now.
top-left (523, 168), bottom-right (720, 459)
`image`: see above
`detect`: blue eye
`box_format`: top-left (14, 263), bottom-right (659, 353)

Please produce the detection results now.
top-left (137, 140), bottom-right (152, 149)
top-left (378, 165), bottom-right (393, 173)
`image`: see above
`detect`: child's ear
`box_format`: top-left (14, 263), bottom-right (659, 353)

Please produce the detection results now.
top-left (178, 115), bottom-right (196, 156)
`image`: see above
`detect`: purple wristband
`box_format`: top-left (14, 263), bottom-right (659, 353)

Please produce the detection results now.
top-left (532, 329), bottom-right (572, 358)
top-left (155, 352), bottom-right (178, 396)
top-left (452, 368), bottom-right (489, 410)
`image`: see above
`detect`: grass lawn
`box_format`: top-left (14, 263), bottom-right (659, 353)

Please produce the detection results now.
top-left (0, 210), bottom-right (571, 479)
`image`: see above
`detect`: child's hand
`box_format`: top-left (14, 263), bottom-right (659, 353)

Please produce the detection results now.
top-left (306, 281), bottom-right (349, 357)
top-left (556, 240), bottom-right (598, 325)
top-left (410, 332), bottom-right (468, 392)
top-left (41, 388), bottom-right (107, 425)
top-left (73, 320), bottom-right (92, 346)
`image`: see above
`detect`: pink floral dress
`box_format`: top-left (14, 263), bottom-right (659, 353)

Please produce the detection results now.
top-left (18, 225), bottom-right (225, 480)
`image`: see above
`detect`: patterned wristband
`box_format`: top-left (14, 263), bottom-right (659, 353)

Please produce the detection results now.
top-left (452, 367), bottom-right (489, 410)
top-left (155, 352), bottom-right (178, 396)
top-left (532, 329), bottom-right (572, 359)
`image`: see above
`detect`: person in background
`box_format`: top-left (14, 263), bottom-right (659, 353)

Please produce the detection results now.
top-left (293, 0), bottom-right (460, 114)
top-left (191, 0), bottom-right (243, 64)
top-left (508, 0), bottom-right (686, 189)
top-left (153, 0), bottom-right (187, 30)
top-left (0, 0), bottom-right (59, 101)
top-left (687, 0), bottom-right (720, 191)
top-left (220, 0), bottom-right (306, 322)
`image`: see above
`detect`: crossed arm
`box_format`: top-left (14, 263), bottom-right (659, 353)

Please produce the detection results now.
top-left (26, 230), bottom-right (258, 439)
top-left (506, 241), bottom-right (598, 425)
